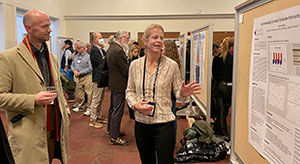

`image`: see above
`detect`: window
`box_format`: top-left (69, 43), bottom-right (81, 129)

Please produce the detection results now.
top-left (0, 3), bottom-right (5, 51)
top-left (16, 14), bottom-right (26, 44)
top-left (15, 8), bottom-right (60, 56)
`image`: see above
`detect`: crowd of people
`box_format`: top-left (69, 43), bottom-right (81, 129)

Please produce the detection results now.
top-left (0, 9), bottom-right (234, 164)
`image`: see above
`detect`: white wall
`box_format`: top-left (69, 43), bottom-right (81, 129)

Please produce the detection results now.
top-left (66, 18), bottom-right (235, 43)
top-left (65, 0), bottom-right (244, 15)
top-left (64, 0), bottom-right (245, 43)
top-left (0, 0), bottom-right (65, 51)
top-left (0, 3), bottom-right (5, 51)
top-left (1, 0), bottom-right (246, 49)
top-left (3, 0), bottom-right (65, 18)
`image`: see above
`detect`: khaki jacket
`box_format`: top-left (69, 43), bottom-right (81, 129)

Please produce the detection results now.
top-left (0, 42), bottom-right (70, 164)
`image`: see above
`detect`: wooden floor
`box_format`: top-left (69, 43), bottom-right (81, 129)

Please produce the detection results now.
top-left (0, 89), bottom-right (230, 164)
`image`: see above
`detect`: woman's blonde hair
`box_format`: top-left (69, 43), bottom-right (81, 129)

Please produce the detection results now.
top-left (164, 40), bottom-right (180, 69)
top-left (220, 37), bottom-right (233, 62)
top-left (143, 24), bottom-right (164, 42)
top-left (128, 44), bottom-right (139, 59)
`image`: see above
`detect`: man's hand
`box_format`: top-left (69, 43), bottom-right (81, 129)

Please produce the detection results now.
top-left (34, 91), bottom-right (57, 106)
top-left (73, 70), bottom-right (80, 77)
top-left (63, 66), bottom-right (68, 73)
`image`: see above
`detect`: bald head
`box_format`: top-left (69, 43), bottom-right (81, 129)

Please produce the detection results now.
top-left (23, 10), bottom-right (49, 27)
top-left (23, 10), bottom-right (52, 47)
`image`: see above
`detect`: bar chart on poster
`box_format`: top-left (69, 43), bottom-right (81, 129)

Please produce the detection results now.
top-left (231, 0), bottom-right (300, 164)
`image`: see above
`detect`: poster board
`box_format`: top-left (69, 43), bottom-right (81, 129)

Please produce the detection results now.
top-left (57, 37), bottom-right (73, 66)
top-left (179, 34), bottom-right (187, 81)
top-left (190, 24), bottom-right (213, 122)
top-left (231, 0), bottom-right (300, 164)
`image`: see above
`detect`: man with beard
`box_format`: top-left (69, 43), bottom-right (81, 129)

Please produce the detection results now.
top-left (106, 30), bottom-right (129, 145)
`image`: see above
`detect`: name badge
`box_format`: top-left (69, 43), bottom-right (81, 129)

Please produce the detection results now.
top-left (77, 59), bottom-right (81, 64)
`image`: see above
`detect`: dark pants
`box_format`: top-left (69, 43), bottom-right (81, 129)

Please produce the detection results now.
top-left (107, 91), bottom-right (125, 139)
top-left (47, 105), bottom-right (62, 164)
top-left (135, 121), bottom-right (175, 164)
top-left (128, 105), bottom-right (135, 120)
top-left (0, 117), bottom-right (15, 164)
top-left (210, 79), bottom-right (217, 119)
top-left (47, 130), bottom-right (62, 164)
top-left (171, 92), bottom-right (177, 144)
top-left (212, 81), bottom-right (232, 137)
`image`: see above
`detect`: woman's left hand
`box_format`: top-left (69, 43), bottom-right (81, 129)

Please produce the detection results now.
top-left (180, 81), bottom-right (201, 97)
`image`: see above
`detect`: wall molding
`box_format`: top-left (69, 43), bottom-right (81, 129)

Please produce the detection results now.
top-left (64, 13), bottom-right (235, 20)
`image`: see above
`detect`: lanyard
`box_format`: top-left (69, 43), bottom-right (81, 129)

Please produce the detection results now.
top-left (142, 54), bottom-right (162, 102)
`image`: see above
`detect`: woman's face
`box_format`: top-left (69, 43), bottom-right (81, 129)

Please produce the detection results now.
top-left (218, 44), bottom-right (222, 53)
top-left (132, 48), bottom-right (139, 57)
top-left (144, 28), bottom-right (164, 54)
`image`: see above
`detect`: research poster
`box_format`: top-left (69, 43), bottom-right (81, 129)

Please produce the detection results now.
top-left (248, 5), bottom-right (300, 164)
top-left (179, 34), bottom-right (187, 81)
top-left (192, 31), bottom-right (205, 86)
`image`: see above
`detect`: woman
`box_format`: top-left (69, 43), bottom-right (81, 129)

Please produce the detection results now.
top-left (128, 44), bottom-right (140, 64)
top-left (163, 40), bottom-right (181, 144)
top-left (127, 44), bottom-right (140, 120)
top-left (212, 37), bottom-right (233, 141)
top-left (126, 24), bottom-right (201, 164)
top-left (210, 41), bottom-right (221, 121)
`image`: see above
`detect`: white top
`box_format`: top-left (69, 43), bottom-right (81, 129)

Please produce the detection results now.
top-left (126, 56), bottom-right (188, 124)
top-left (64, 49), bottom-right (72, 66)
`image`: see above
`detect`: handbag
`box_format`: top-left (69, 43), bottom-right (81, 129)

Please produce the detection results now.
top-left (97, 57), bottom-right (109, 88)
top-left (175, 140), bottom-right (227, 163)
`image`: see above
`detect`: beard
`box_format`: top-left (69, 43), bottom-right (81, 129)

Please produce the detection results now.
top-left (121, 40), bottom-right (129, 55)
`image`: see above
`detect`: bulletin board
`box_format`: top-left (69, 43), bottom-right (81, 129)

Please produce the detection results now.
top-left (213, 31), bottom-right (234, 43)
top-left (190, 24), bottom-right (213, 122)
top-left (231, 0), bottom-right (300, 164)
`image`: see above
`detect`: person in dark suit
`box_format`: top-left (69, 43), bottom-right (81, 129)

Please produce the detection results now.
top-left (0, 117), bottom-right (15, 164)
top-left (88, 32), bottom-right (107, 128)
top-left (106, 30), bottom-right (130, 146)
top-left (212, 37), bottom-right (233, 141)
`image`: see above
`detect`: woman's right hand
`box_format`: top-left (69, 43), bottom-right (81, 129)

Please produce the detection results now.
top-left (134, 101), bottom-right (154, 116)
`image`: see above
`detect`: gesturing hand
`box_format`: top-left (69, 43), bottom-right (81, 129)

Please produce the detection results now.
top-left (180, 81), bottom-right (201, 97)
top-left (34, 91), bottom-right (57, 106)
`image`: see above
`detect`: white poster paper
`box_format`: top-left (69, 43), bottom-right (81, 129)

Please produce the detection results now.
top-left (249, 5), bottom-right (300, 164)
top-left (179, 34), bottom-right (187, 81)
top-left (192, 31), bottom-right (205, 86)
